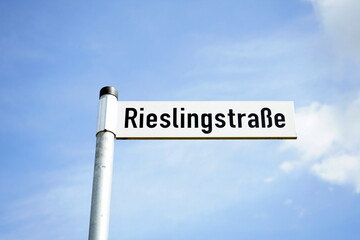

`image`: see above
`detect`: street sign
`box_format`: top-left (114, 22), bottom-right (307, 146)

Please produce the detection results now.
top-left (98, 99), bottom-right (297, 139)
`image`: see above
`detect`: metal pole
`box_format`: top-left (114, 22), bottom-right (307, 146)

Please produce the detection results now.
top-left (89, 87), bottom-right (118, 240)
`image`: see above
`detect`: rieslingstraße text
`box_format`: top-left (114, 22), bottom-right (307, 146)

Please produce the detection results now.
top-left (124, 107), bottom-right (286, 134)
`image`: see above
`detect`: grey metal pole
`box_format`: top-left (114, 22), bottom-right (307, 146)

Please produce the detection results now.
top-left (89, 87), bottom-right (118, 240)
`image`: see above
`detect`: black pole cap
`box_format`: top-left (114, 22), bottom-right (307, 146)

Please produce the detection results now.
top-left (99, 86), bottom-right (118, 99)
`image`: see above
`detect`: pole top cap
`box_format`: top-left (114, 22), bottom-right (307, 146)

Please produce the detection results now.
top-left (99, 86), bottom-right (118, 99)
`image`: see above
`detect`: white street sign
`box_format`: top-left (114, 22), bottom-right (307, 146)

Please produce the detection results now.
top-left (99, 101), bottom-right (297, 139)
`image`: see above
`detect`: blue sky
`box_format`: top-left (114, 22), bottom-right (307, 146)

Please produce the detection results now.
top-left (1, 0), bottom-right (360, 239)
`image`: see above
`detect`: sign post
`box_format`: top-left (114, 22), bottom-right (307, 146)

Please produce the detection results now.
top-left (88, 86), bottom-right (297, 239)
top-left (89, 87), bottom-right (118, 240)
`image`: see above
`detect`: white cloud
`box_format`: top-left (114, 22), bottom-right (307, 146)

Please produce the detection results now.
top-left (312, 154), bottom-right (360, 192)
top-left (309, 0), bottom-right (360, 63)
top-left (280, 92), bottom-right (360, 192)
top-left (279, 161), bottom-right (301, 173)
top-left (281, 102), bottom-right (340, 159)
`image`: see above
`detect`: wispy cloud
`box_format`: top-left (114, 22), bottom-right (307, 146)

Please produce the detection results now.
top-left (175, 30), bottom-right (332, 102)
top-left (2, 140), bottom-right (283, 239)
top-left (0, 165), bottom-right (92, 240)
